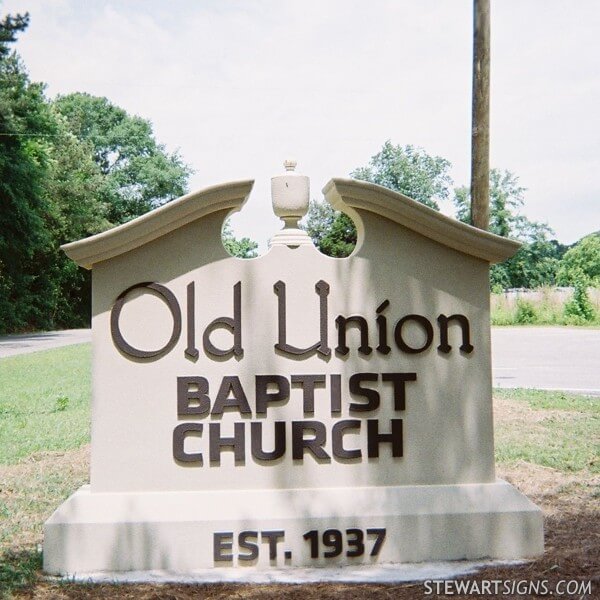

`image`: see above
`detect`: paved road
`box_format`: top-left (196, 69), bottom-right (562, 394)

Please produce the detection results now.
top-left (1, 327), bottom-right (598, 395)
top-left (492, 327), bottom-right (600, 396)
top-left (0, 329), bottom-right (91, 358)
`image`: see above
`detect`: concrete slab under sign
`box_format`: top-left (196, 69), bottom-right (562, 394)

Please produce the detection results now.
top-left (53, 559), bottom-right (526, 585)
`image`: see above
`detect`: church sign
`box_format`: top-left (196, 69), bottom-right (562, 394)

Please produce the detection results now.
top-left (44, 163), bottom-right (543, 574)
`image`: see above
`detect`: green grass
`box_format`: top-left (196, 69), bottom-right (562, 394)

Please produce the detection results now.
top-left (494, 388), bottom-right (600, 473)
top-left (494, 387), bottom-right (600, 412)
top-left (0, 444), bottom-right (89, 598)
top-left (0, 550), bottom-right (42, 600)
top-left (0, 344), bottom-right (91, 464)
top-left (0, 344), bottom-right (91, 597)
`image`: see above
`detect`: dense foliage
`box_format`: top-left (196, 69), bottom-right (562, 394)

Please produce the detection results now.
top-left (0, 28), bottom-right (56, 331)
top-left (557, 234), bottom-right (600, 287)
top-left (302, 201), bottom-right (357, 258)
top-left (0, 13), bottom-right (195, 332)
top-left (222, 220), bottom-right (258, 258)
top-left (54, 93), bottom-right (191, 224)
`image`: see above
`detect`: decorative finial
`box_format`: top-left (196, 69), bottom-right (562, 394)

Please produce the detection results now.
top-left (284, 159), bottom-right (297, 172)
top-left (269, 159), bottom-right (313, 248)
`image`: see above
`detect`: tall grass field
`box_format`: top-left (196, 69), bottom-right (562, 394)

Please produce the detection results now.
top-left (491, 287), bottom-right (600, 326)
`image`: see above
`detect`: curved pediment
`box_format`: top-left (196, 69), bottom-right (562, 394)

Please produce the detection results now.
top-left (62, 180), bottom-right (254, 269)
top-left (63, 175), bottom-right (520, 269)
top-left (323, 178), bottom-right (520, 264)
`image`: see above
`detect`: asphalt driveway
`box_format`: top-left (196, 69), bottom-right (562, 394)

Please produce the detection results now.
top-left (491, 326), bottom-right (600, 396)
top-left (0, 329), bottom-right (91, 358)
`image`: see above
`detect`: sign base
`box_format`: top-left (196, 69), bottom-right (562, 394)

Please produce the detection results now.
top-left (44, 480), bottom-right (543, 575)
top-left (48, 559), bottom-right (527, 584)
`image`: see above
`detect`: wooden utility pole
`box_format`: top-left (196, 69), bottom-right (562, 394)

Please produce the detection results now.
top-left (470, 0), bottom-right (490, 230)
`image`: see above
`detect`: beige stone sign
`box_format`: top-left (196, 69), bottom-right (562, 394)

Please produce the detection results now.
top-left (44, 164), bottom-right (543, 575)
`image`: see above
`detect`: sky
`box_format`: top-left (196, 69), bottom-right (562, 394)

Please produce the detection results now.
top-left (3, 0), bottom-right (599, 249)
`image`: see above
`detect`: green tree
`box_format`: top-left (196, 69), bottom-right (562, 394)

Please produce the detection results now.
top-left (455, 169), bottom-right (545, 241)
top-left (0, 11), bottom-right (29, 58)
top-left (222, 220), bottom-right (258, 258)
top-left (41, 93), bottom-right (193, 328)
top-left (488, 239), bottom-right (563, 290)
top-left (303, 141), bottom-right (452, 257)
top-left (0, 13), bottom-right (193, 332)
top-left (0, 18), bottom-right (57, 331)
top-left (53, 92), bottom-right (191, 225)
top-left (302, 200), bottom-right (357, 258)
top-left (41, 114), bottom-right (112, 327)
top-left (351, 140), bottom-right (452, 210)
top-left (454, 169), bottom-right (563, 290)
top-left (557, 234), bottom-right (600, 287)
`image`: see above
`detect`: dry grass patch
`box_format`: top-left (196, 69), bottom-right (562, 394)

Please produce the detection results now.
top-left (0, 446), bottom-right (89, 553)
top-left (494, 392), bottom-right (599, 473)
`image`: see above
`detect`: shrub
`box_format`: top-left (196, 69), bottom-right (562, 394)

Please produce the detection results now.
top-left (515, 299), bottom-right (537, 324)
top-left (564, 271), bottom-right (596, 324)
top-left (557, 234), bottom-right (600, 287)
